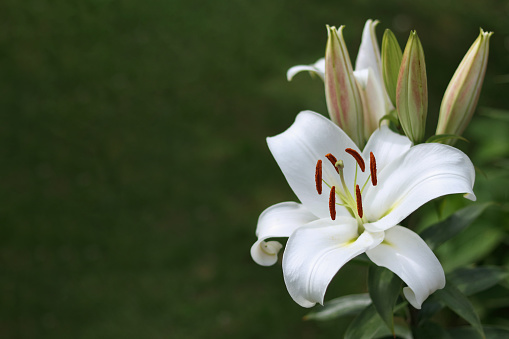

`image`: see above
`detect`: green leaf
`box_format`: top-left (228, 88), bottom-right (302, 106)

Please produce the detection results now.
top-left (418, 266), bottom-right (508, 323)
top-left (435, 282), bottom-right (485, 339)
top-left (303, 293), bottom-right (371, 321)
top-left (381, 29), bottom-right (403, 106)
top-left (420, 203), bottom-right (493, 250)
top-left (448, 266), bottom-right (509, 296)
top-left (426, 134), bottom-right (469, 144)
top-left (414, 321), bottom-right (452, 339)
top-left (448, 326), bottom-right (509, 339)
top-left (368, 266), bottom-right (402, 334)
top-left (351, 253), bottom-right (371, 265)
top-left (344, 304), bottom-right (386, 339)
top-left (344, 302), bottom-right (407, 339)
top-left (378, 111), bottom-right (400, 128)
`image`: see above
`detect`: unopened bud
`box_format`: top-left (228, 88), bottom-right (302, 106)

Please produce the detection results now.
top-left (396, 31), bottom-right (428, 144)
top-left (436, 29), bottom-right (492, 144)
top-left (381, 29), bottom-right (403, 107)
top-left (325, 25), bottom-right (365, 148)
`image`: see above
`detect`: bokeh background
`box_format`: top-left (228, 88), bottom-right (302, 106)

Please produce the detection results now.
top-left (1, 0), bottom-right (509, 338)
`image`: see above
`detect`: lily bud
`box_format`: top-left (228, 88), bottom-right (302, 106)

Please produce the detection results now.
top-left (325, 25), bottom-right (365, 148)
top-left (381, 29), bottom-right (403, 107)
top-left (396, 31), bottom-right (428, 144)
top-left (436, 29), bottom-right (492, 143)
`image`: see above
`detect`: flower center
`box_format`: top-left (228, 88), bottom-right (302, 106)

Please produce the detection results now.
top-left (315, 148), bottom-right (378, 224)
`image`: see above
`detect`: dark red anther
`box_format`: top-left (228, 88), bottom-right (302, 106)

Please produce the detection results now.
top-left (355, 184), bottom-right (363, 218)
top-left (345, 148), bottom-right (365, 172)
top-left (325, 153), bottom-right (339, 173)
top-left (315, 160), bottom-right (322, 194)
top-left (370, 152), bottom-right (377, 186)
top-left (329, 186), bottom-right (336, 220)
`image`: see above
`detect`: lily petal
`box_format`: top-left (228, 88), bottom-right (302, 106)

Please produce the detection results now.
top-left (355, 20), bottom-right (383, 91)
top-left (354, 69), bottom-right (387, 137)
top-left (362, 125), bottom-right (412, 172)
top-left (267, 111), bottom-right (361, 218)
top-left (251, 202), bottom-right (318, 266)
top-left (366, 226), bottom-right (445, 309)
top-left (287, 58), bottom-right (325, 81)
top-left (283, 217), bottom-right (384, 307)
top-left (364, 143), bottom-right (476, 232)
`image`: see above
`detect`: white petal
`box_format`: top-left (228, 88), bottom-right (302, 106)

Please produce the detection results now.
top-left (355, 19), bottom-right (393, 111)
top-left (283, 217), bottom-right (384, 307)
top-left (366, 226), bottom-right (446, 309)
top-left (355, 20), bottom-right (383, 88)
top-left (363, 143), bottom-right (476, 232)
top-left (287, 58), bottom-right (325, 81)
top-left (362, 125), bottom-right (412, 173)
top-left (267, 111), bottom-right (361, 218)
top-left (251, 202), bottom-right (318, 266)
top-left (354, 69), bottom-right (387, 137)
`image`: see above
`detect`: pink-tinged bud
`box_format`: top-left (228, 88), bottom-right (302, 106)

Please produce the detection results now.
top-left (325, 25), bottom-right (365, 148)
top-left (396, 31), bottom-right (428, 144)
top-left (436, 29), bottom-right (492, 143)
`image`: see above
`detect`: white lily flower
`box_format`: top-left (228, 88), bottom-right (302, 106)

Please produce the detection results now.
top-left (286, 20), bottom-right (392, 138)
top-left (251, 111), bottom-right (476, 309)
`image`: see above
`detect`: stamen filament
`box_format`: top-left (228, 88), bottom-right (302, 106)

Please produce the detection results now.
top-left (355, 184), bottom-right (363, 218)
top-left (370, 152), bottom-right (377, 186)
top-left (315, 160), bottom-right (322, 194)
top-left (345, 148), bottom-right (365, 172)
top-left (329, 186), bottom-right (336, 220)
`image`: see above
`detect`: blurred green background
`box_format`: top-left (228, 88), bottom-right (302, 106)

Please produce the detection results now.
top-left (1, 0), bottom-right (508, 338)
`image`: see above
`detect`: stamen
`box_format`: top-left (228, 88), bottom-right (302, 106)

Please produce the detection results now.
top-left (355, 184), bottom-right (363, 218)
top-left (329, 186), bottom-right (336, 220)
top-left (370, 152), bottom-right (377, 186)
top-left (315, 160), bottom-right (322, 194)
top-left (325, 153), bottom-right (339, 173)
top-left (345, 148), bottom-right (365, 172)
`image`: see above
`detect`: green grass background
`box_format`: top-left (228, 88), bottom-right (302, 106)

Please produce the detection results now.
top-left (1, 0), bottom-right (508, 338)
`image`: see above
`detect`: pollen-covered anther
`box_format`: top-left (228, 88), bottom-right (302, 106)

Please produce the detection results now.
top-left (370, 152), bottom-right (377, 186)
top-left (345, 148), bottom-right (365, 172)
top-left (325, 153), bottom-right (339, 173)
top-left (315, 160), bottom-right (323, 194)
top-left (329, 186), bottom-right (336, 220)
top-left (355, 184), bottom-right (363, 218)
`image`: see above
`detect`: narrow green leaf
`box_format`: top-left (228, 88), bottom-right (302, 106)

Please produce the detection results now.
top-left (418, 297), bottom-right (443, 324)
top-left (420, 203), bottom-right (493, 250)
top-left (448, 326), bottom-right (509, 339)
top-left (435, 282), bottom-right (485, 339)
top-left (448, 266), bottom-right (509, 296)
top-left (381, 29), bottom-right (403, 106)
top-left (344, 304), bottom-right (385, 339)
top-left (419, 266), bottom-right (509, 323)
top-left (479, 107), bottom-right (509, 122)
top-left (351, 253), bottom-right (371, 265)
top-left (378, 111), bottom-right (400, 128)
top-left (368, 266), bottom-right (402, 334)
top-left (426, 134), bottom-right (469, 144)
top-left (303, 293), bottom-right (371, 321)
top-left (344, 302), bottom-right (407, 339)
top-left (414, 321), bottom-right (452, 339)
